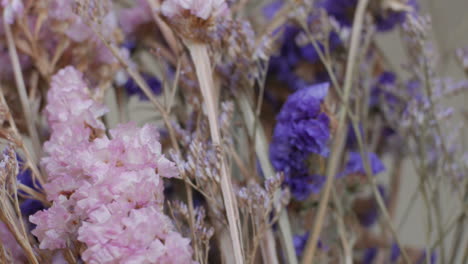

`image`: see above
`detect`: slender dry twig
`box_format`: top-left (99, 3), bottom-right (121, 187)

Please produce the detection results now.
top-left (301, 1), bottom-right (369, 263)
top-left (3, 20), bottom-right (42, 163)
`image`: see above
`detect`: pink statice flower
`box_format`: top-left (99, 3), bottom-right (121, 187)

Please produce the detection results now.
top-left (118, 0), bottom-right (153, 34)
top-left (30, 66), bottom-right (193, 263)
top-left (0, 221), bottom-right (26, 263)
top-left (161, 0), bottom-right (228, 20)
top-left (2, 0), bottom-right (23, 24)
top-left (29, 197), bottom-right (79, 250)
top-left (48, 0), bottom-right (118, 43)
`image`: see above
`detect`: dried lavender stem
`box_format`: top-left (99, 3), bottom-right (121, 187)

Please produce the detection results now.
top-left (301, 0), bottom-right (369, 263)
top-left (187, 42), bottom-right (244, 264)
top-left (238, 93), bottom-right (297, 264)
top-left (4, 20), bottom-right (42, 163)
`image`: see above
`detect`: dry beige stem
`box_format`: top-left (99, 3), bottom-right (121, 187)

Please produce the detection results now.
top-left (187, 42), bottom-right (245, 264)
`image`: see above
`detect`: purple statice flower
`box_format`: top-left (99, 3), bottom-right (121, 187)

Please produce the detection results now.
top-left (20, 199), bottom-right (44, 218)
top-left (390, 243), bottom-right (401, 263)
top-left (15, 155), bottom-right (45, 218)
top-left (345, 123), bottom-right (364, 149)
top-left (362, 247), bottom-right (378, 264)
top-left (370, 71), bottom-right (398, 107)
top-left (263, 0), bottom-right (284, 20)
top-left (124, 73), bottom-right (162, 100)
top-left (356, 185), bottom-right (387, 227)
top-left (270, 83), bottom-right (330, 200)
top-left (322, 0), bottom-right (417, 32)
top-left (293, 232), bottom-right (327, 257)
top-left (269, 25), bottom-right (341, 90)
top-left (339, 152), bottom-right (385, 178)
top-left (16, 155), bottom-right (41, 192)
top-left (293, 232), bottom-right (308, 257)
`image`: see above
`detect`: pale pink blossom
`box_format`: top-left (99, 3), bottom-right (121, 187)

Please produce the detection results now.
top-left (0, 221), bottom-right (26, 263)
top-left (31, 66), bottom-right (193, 263)
top-left (29, 196), bottom-right (79, 250)
top-left (118, 0), bottom-right (153, 34)
top-left (2, 0), bottom-right (23, 24)
top-left (161, 0), bottom-right (228, 20)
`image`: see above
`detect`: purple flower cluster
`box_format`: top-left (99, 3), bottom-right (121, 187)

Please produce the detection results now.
top-left (268, 25), bottom-right (341, 90)
top-left (270, 83), bottom-right (330, 200)
top-left (124, 74), bottom-right (163, 100)
top-left (363, 244), bottom-right (437, 264)
top-left (293, 232), bottom-right (327, 257)
top-left (339, 152), bottom-right (385, 178)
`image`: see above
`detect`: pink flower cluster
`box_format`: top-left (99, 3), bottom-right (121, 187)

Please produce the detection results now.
top-left (161, 0), bottom-right (228, 20)
top-left (48, 0), bottom-right (118, 43)
top-left (47, 0), bottom-right (119, 64)
top-left (1, 0), bottom-right (23, 24)
top-left (0, 221), bottom-right (26, 263)
top-left (30, 66), bottom-right (194, 263)
top-left (118, 0), bottom-right (153, 34)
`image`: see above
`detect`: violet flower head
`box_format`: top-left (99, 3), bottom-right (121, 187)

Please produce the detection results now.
top-left (270, 83), bottom-right (330, 200)
top-left (362, 247), bottom-right (378, 264)
top-left (356, 185), bottom-right (387, 227)
top-left (13, 155), bottom-right (45, 218)
top-left (293, 232), bottom-right (327, 257)
top-left (370, 71), bottom-right (397, 107)
top-left (293, 232), bottom-right (309, 257)
top-left (390, 243), bottom-right (401, 263)
top-left (124, 74), bottom-right (163, 100)
top-left (268, 25), bottom-right (341, 90)
top-left (339, 152), bottom-right (385, 178)
top-left (263, 0), bottom-right (284, 20)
